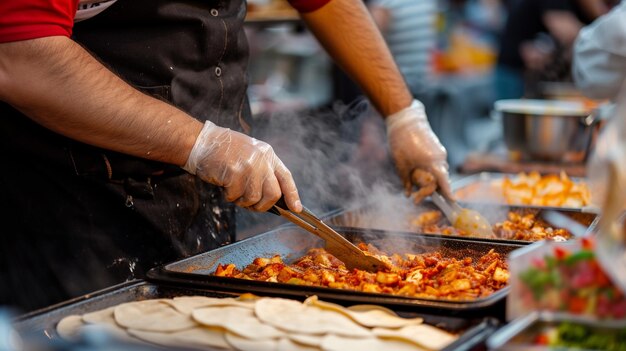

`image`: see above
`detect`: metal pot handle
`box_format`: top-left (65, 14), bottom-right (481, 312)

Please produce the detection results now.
top-left (581, 104), bottom-right (614, 163)
top-left (582, 113), bottom-right (596, 126)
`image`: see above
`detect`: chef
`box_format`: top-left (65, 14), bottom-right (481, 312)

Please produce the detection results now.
top-left (0, 0), bottom-right (450, 311)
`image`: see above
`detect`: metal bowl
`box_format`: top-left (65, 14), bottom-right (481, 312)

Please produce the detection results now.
top-left (495, 99), bottom-right (598, 163)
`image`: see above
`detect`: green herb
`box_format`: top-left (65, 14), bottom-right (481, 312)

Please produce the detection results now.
top-left (546, 322), bottom-right (626, 351)
top-left (564, 250), bottom-right (595, 266)
top-left (520, 268), bottom-right (554, 299)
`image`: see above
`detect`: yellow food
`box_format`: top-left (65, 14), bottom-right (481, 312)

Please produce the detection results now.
top-left (411, 209), bottom-right (572, 241)
top-left (500, 171), bottom-right (590, 207)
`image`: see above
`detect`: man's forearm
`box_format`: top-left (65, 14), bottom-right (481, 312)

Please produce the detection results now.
top-left (300, 0), bottom-right (413, 116)
top-left (0, 36), bottom-right (202, 167)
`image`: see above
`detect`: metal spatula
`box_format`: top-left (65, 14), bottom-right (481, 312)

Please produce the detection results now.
top-left (430, 191), bottom-right (494, 238)
top-left (268, 199), bottom-right (387, 272)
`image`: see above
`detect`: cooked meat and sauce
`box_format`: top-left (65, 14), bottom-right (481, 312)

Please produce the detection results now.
top-left (214, 243), bottom-right (509, 301)
top-left (412, 210), bottom-right (572, 241)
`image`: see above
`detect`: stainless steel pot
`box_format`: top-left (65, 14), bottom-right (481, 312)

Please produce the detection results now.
top-left (495, 99), bottom-right (599, 163)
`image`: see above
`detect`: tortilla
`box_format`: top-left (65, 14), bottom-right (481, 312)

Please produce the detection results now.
top-left (277, 338), bottom-right (321, 351)
top-left (304, 296), bottom-right (423, 328)
top-left (114, 299), bottom-right (196, 332)
top-left (56, 315), bottom-right (85, 340)
top-left (193, 306), bottom-right (284, 339)
top-left (372, 324), bottom-right (457, 350)
top-left (81, 306), bottom-right (136, 341)
top-left (82, 307), bottom-right (117, 325)
top-left (128, 326), bottom-right (232, 350)
top-left (287, 334), bottom-right (324, 347)
top-left (166, 296), bottom-right (255, 315)
top-left (225, 332), bottom-right (278, 351)
top-left (255, 298), bottom-right (370, 337)
top-left (347, 304), bottom-right (396, 314)
top-left (320, 334), bottom-right (423, 351)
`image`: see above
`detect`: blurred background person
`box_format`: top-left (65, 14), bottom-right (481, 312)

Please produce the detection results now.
top-left (495, 0), bottom-right (614, 100)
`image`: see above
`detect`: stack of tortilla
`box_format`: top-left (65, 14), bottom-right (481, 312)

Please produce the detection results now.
top-left (57, 294), bottom-right (457, 351)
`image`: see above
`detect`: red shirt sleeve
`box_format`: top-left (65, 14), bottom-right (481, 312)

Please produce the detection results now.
top-left (287, 0), bottom-right (332, 13)
top-left (0, 0), bottom-right (78, 43)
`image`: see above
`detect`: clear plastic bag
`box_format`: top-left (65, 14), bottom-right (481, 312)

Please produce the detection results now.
top-left (507, 237), bottom-right (626, 321)
top-left (587, 98), bottom-right (626, 294)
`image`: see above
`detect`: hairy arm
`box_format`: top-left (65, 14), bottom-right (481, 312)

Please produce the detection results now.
top-left (299, 0), bottom-right (412, 116)
top-left (0, 36), bottom-right (202, 166)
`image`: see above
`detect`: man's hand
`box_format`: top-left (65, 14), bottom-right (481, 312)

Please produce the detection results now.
top-left (183, 121), bottom-right (302, 213)
top-left (386, 100), bottom-right (452, 201)
top-left (297, 0), bottom-right (449, 201)
top-left (520, 41), bottom-right (553, 71)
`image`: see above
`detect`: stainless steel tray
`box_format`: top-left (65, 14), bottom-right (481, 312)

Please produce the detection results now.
top-left (13, 280), bottom-right (501, 351)
top-left (147, 227), bottom-right (525, 317)
top-left (486, 312), bottom-right (626, 351)
top-left (452, 172), bottom-right (595, 211)
top-left (13, 281), bottom-right (239, 340)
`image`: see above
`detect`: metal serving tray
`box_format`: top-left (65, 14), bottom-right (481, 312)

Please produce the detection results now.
top-left (13, 280), bottom-right (501, 351)
top-left (147, 227), bottom-right (525, 317)
top-left (325, 201), bottom-right (598, 244)
top-left (13, 281), bottom-right (238, 341)
top-left (451, 172), bottom-right (595, 211)
top-left (486, 312), bottom-right (626, 351)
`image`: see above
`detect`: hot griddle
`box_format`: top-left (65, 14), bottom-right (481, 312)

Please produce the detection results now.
top-left (13, 280), bottom-right (500, 351)
top-left (147, 227), bottom-right (525, 316)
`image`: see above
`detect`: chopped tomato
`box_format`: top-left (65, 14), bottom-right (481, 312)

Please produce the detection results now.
top-left (554, 246), bottom-right (569, 260)
top-left (596, 272), bottom-right (611, 287)
top-left (581, 236), bottom-right (594, 250)
top-left (568, 296), bottom-right (587, 314)
top-left (534, 333), bottom-right (550, 345)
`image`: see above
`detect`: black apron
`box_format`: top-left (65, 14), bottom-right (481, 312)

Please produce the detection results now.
top-left (0, 0), bottom-right (251, 311)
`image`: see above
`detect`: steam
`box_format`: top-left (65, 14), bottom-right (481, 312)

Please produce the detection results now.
top-left (237, 98), bottom-right (422, 238)
top-left (237, 98), bottom-right (515, 247)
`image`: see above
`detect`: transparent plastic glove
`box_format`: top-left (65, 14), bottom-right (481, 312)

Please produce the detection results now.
top-left (183, 121), bottom-right (301, 213)
top-left (588, 101), bottom-right (626, 293)
top-left (386, 100), bottom-right (452, 201)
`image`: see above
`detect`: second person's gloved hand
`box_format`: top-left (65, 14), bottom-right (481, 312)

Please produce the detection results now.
top-left (386, 100), bottom-right (452, 201)
top-left (183, 121), bottom-right (302, 212)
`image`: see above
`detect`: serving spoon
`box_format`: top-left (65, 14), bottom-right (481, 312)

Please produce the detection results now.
top-left (430, 191), bottom-right (494, 238)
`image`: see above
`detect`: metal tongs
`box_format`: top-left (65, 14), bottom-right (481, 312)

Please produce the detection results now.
top-left (268, 199), bottom-right (387, 272)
